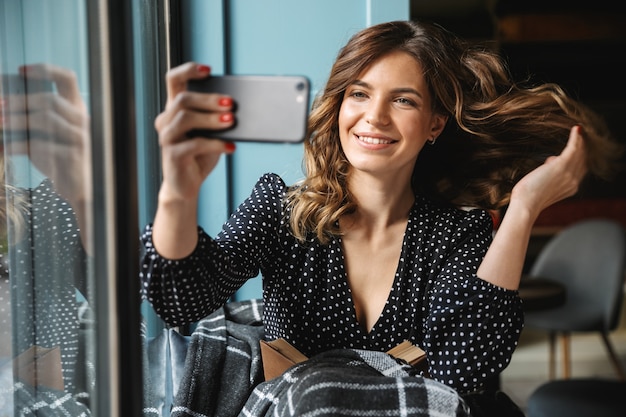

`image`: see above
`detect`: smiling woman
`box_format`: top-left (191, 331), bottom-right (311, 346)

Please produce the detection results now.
top-left (140, 19), bottom-right (622, 417)
top-left (338, 51), bottom-right (446, 187)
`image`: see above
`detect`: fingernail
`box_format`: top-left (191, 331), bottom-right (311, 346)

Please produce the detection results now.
top-left (219, 112), bottom-right (233, 123)
top-left (197, 64), bottom-right (211, 74)
top-left (219, 97), bottom-right (233, 107)
top-left (225, 142), bottom-right (236, 152)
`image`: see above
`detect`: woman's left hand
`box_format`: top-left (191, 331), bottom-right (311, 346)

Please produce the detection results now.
top-left (2, 63), bottom-right (92, 252)
top-left (510, 125), bottom-right (588, 220)
top-left (2, 63), bottom-right (91, 206)
top-left (477, 126), bottom-right (588, 289)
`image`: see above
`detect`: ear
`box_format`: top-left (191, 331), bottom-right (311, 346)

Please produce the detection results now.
top-left (429, 113), bottom-right (448, 139)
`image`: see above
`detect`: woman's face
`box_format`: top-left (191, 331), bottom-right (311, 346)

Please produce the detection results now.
top-left (338, 50), bottom-right (446, 183)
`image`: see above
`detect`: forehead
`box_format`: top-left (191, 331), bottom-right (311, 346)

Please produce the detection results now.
top-left (356, 51), bottom-right (425, 85)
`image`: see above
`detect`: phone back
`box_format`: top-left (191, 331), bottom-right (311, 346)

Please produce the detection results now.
top-left (188, 75), bottom-right (310, 143)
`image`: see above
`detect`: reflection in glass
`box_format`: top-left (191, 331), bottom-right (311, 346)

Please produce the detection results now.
top-left (0, 1), bottom-right (95, 415)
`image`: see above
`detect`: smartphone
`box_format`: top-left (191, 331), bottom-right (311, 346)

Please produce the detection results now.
top-left (1, 73), bottom-right (54, 95)
top-left (1, 74), bottom-right (56, 145)
top-left (187, 74), bottom-right (310, 143)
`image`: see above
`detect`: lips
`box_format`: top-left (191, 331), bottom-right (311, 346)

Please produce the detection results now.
top-left (355, 134), bottom-right (397, 145)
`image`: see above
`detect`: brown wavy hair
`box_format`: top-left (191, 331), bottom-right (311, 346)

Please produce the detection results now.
top-left (287, 20), bottom-right (623, 244)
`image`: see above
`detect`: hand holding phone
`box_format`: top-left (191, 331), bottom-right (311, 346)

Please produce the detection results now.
top-left (187, 75), bottom-right (310, 143)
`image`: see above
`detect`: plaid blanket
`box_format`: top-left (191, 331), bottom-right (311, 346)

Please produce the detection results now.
top-left (8, 382), bottom-right (90, 417)
top-left (242, 348), bottom-right (470, 417)
top-left (142, 299), bottom-right (266, 417)
top-left (152, 300), bottom-right (471, 417)
top-left (4, 301), bottom-right (520, 416)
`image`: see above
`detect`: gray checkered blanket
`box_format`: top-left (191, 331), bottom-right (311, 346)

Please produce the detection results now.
top-left (148, 299), bottom-right (471, 417)
top-left (242, 348), bottom-right (469, 417)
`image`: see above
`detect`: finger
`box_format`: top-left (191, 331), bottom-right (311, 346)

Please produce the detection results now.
top-left (165, 62), bottom-right (212, 103)
top-left (1, 110), bottom-right (83, 152)
top-left (5, 90), bottom-right (83, 123)
top-left (154, 91), bottom-right (231, 135)
top-left (170, 89), bottom-right (233, 114)
top-left (170, 137), bottom-right (236, 157)
top-left (2, 92), bottom-right (86, 143)
top-left (560, 126), bottom-right (584, 158)
top-left (563, 125), bottom-right (587, 175)
top-left (19, 64), bottom-right (84, 107)
top-left (25, 109), bottom-right (86, 144)
top-left (2, 110), bottom-right (28, 132)
top-left (158, 108), bottom-right (234, 146)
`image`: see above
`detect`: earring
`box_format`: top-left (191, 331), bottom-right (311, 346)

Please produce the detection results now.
top-left (427, 137), bottom-right (437, 145)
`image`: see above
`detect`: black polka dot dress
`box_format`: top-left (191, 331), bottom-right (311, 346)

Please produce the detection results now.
top-left (0, 179), bottom-right (89, 395)
top-left (140, 173), bottom-right (524, 393)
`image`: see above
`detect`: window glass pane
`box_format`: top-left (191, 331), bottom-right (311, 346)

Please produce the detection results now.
top-left (0, 1), bottom-right (95, 414)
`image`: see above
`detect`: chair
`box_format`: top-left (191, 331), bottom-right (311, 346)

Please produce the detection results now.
top-left (523, 218), bottom-right (626, 380)
top-left (526, 378), bottom-right (626, 417)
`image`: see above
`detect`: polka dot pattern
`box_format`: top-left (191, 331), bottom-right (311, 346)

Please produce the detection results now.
top-left (1, 179), bottom-right (89, 394)
top-left (140, 173), bottom-right (524, 393)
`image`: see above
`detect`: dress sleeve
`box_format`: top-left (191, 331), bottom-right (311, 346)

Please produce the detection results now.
top-left (422, 208), bottom-right (524, 394)
top-left (139, 173), bottom-right (287, 326)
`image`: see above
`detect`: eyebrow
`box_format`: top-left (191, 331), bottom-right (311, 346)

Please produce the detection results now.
top-left (351, 79), bottom-right (423, 98)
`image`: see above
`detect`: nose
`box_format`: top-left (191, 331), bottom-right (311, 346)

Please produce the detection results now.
top-left (365, 97), bottom-right (390, 126)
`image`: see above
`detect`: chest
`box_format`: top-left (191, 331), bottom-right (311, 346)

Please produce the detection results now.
top-left (341, 227), bottom-right (406, 332)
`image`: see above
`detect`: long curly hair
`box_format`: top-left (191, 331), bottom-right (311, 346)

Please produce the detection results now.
top-left (286, 20), bottom-right (623, 244)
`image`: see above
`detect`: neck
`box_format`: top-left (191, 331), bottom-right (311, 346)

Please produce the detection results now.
top-left (344, 172), bottom-right (414, 230)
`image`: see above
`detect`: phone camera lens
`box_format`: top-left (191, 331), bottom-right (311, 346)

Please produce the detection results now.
top-left (295, 82), bottom-right (306, 91)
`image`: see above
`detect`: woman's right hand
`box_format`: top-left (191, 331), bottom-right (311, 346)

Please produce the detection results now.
top-left (152, 62), bottom-right (236, 259)
top-left (155, 62), bottom-right (236, 204)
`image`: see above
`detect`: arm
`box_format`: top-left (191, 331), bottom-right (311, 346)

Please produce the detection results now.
top-left (141, 174), bottom-right (287, 325)
top-left (477, 126), bottom-right (587, 290)
top-left (424, 128), bottom-right (585, 391)
top-left (152, 62), bottom-right (236, 259)
top-left (423, 209), bottom-right (524, 393)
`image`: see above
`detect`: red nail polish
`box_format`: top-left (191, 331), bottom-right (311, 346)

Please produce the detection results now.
top-left (225, 142), bottom-right (236, 152)
top-left (197, 64), bottom-right (211, 74)
top-left (219, 113), bottom-right (233, 123)
top-left (219, 97), bottom-right (233, 107)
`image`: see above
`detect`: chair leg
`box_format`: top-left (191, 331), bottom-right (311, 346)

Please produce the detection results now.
top-left (600, 332), bottom-right (626, 381)
top-left (548, 331), bottom-right (557, 380)
top-left (560, 332), bottom-right (571, 379)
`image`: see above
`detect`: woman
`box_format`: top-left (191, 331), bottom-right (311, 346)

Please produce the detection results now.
top-left (1, 63), bottom-right (93, 413)
top-left (141, 20), bottom-right (621, 415)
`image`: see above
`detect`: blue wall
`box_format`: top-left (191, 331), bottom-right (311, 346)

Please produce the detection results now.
top-left (180, 0), bottom-right (409, 299)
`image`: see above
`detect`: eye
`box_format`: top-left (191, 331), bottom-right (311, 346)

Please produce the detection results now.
top-left (395, 97), bottom-right (416, 107)
top-left (350, 91), bottom-right (367, 98)
top-left (347, 89), bottom-right (368, 100)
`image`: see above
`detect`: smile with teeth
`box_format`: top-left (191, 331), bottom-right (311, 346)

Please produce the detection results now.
top-left (356, 135), bottom-right (396, 145)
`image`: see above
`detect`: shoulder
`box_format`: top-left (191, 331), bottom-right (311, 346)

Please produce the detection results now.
top-left (243, 173), bottom-right (290, 211)
top-left (254, 172), bottom-right (289, 190)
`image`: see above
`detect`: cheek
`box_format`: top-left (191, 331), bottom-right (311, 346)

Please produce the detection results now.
top-left (337, 103), bottom-right (348, 128)
top-left (338, 101), bottom-right (360, 128)
top-left (405, 116), bottom-right (431, 140)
